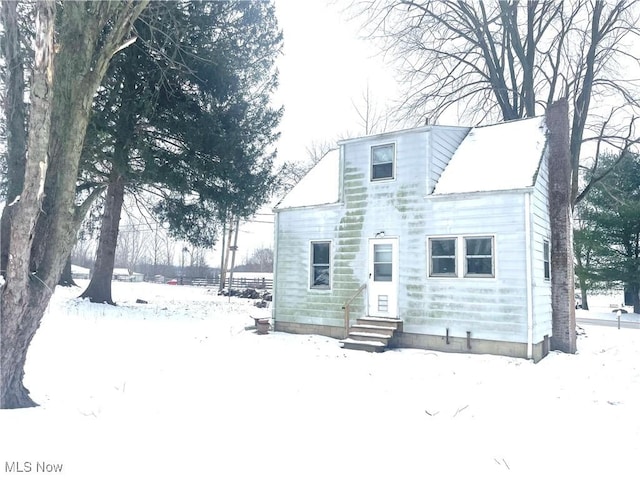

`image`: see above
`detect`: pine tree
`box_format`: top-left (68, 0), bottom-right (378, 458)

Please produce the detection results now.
top-left (80, 1), bottom-right (282, 303)
top-left (577, 152), bottom-right (640, 312)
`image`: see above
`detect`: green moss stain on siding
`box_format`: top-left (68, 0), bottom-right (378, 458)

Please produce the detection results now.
top-left (276, 234), bottom-right (346, 327)
top-left (334, 164), bottom-right (368, 315)
top-left (393, 181), bottom-right (429, 326)
top-left (392, 184), bottom-right (413, 213)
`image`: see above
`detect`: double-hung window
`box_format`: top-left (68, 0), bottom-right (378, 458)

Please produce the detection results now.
top-left (464, 236), bottom-right (494, 277)
top-left (371, 144), bottom-right (395, 181)
top-left (310, 241), bottom-right (331, 289)
top-left (543, 240), bottom-right (550, 280)
top-left (428, 235), bottom-right (496, 278)
top-left (429, 238), bottom-right (457, 276)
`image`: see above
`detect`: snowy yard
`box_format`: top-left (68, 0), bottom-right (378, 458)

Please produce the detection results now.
top-left (1, 280), bottom-right (639, 479)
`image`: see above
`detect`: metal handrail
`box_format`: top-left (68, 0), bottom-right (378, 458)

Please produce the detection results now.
top-left (341, 282), bottom-right (367, 338)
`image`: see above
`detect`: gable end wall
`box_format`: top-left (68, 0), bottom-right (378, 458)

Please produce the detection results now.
top-left (274, 125), bottom-right (549, 352)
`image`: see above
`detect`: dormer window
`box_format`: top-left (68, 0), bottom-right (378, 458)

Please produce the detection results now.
top-left (371, 143), bottom-right (395, 181)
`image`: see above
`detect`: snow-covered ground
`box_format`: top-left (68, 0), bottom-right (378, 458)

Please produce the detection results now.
top-left (1, 280), bottom-right (639, 479)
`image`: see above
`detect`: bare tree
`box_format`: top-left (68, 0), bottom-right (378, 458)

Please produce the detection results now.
top-left (279, 84), bottom-right (396, 196)
top-left (277, 139), bottom-right (338, 196)
top-left (189, 247), bottom-right (209, 269)
top-left (115, 218), bottom-right (150, 274)
top-left (306, 139), bottom-right (338, 165)
top-left (162, 231), bottom-right (177, 267)
top-left (351, 0), bottom-right (640, 204)
top-left (71, 233), bottom-right (97, 269)
top-left (351, 82), bottom-right (395, 135)
top-left (350, 0), bottom-right (640, 355)
top-left (248, 247), bottom-right (274, 272)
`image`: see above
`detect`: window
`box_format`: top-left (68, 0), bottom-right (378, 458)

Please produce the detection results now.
top-left (310, 241), bottom-right (331, 289)
top-left (373, 243), bottom-right (393, 281)
top-left (543, 240), bottom-right (550, 280)
top-left (427, 235), bottom-right (496, 279)
top-left (465, 236), bottom-right (494, 277)
top-left (371, 144), bottom-right (394, 181)
top-left (429, 238), bottom-right (457, 276)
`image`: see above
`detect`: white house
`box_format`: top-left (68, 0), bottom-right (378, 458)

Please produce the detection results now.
top-left (273, 116), bottom-right (552, 362)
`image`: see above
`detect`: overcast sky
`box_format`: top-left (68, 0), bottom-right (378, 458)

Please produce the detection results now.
top-left (272, 0), bottom-right (398, 164)
top-left (212, 1), bottom-right (400, 265)
top-left (227, 1), bottom-right (398, 262)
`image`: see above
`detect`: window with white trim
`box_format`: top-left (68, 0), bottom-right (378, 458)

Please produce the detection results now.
top-left (310, 241), bottom-right (331, 289)
top-left (543, 240), bottom-right (550, 280)
top-left (429, 237), bottom-right (457, 277)
top-left (373, 243), bottom-right (393, 281)
top-left (464, 236), bottom-right (494, 277)
top-left (371, 143), bottom-right (395, 181)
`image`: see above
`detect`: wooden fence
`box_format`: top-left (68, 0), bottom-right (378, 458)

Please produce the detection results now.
top-left (177, 276), bottom-right (273, 290)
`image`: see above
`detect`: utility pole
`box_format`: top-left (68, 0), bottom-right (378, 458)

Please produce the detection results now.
top-left (228, 217), bottom-right (240, 293)
top-left (219, 217), bottom-right (235, 291)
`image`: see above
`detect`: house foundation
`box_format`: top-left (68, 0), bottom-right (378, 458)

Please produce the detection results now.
top-left (274, 320), bottom-right (550, 362)
top-left (391, 332), bottom-right (549, 363)
top-left (275, 320), bottom-right (345, 340)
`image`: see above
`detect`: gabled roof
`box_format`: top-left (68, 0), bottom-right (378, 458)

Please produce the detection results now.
top-left (433, 116), bottom-right (547, 195)
top-left (275, 148), bottom-right (340, 210)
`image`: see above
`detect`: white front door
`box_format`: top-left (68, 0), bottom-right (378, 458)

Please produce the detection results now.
top-left (368, 238), bottom-right (399, 318)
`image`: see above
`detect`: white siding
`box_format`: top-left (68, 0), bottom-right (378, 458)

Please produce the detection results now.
top-left (530, 150), bottom-right (553, 341)
top-left (274, 205), bottom-right (346, 327)
top-left (274, 123), bottom-right (550, 347)
top-left (412, 193), bottom-right (531, 343)
top-left (428, 127), bottom-right (470, 193)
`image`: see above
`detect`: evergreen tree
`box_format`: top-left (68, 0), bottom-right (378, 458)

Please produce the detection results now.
top-left (577, 152), bottom-right (640, 312)
top-left (80, 1), bottom-right (282, 303)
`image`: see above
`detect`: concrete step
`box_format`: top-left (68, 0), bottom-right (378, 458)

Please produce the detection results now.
top-left (340, 338), bottom-right (387, 353)
top-left (348, 332), bottom-right (391, 346)
top-left (349, 324), bottom-right (397, 336)
top-left (341, 318), bottom-right (403, 353)
top-left (356, 316), bottom-right (403, 331)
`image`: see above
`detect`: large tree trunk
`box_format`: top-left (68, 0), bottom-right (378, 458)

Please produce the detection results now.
top-left (1, 1), bottom-right (148, 409)
top-left (579, 280), bottom-right (589, 311)
top-left (0, 0), bottom-right (56, 409)
top-left (80, 175), bottom-right (126, 304)
top-left (547, 99), bottom-right (577, 354)
top-left (575, 252), bottom-right (589, 310)
top-left (0, 0), bottom-right (28, 275)
top-left (58, 257), bottom-right (78, 287)
top-left (569, 2), bottom-right (602, 206)
top-left (628, 283), bottom-right (640, 314)
top-left (80, 44), bottom-right (139, 304)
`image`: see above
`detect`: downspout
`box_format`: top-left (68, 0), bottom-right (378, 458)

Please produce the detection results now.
top-left (525, 191), bottom-right (534, 359)
top-left (272, 210), bottom-right (279, 328)
top-left (338, 143), bottom-right (345, 203)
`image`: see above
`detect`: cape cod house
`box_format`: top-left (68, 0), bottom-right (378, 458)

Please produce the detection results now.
top-left (273, 116), bottom-right (552, 361)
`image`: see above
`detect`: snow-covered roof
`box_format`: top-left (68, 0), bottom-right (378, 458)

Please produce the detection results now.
top-left (433, 116), bottom-right (547, 195)
top-left (71, 265), bottom-right (90, 274)
top-left (275, 148), bottom-right (340, 210)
